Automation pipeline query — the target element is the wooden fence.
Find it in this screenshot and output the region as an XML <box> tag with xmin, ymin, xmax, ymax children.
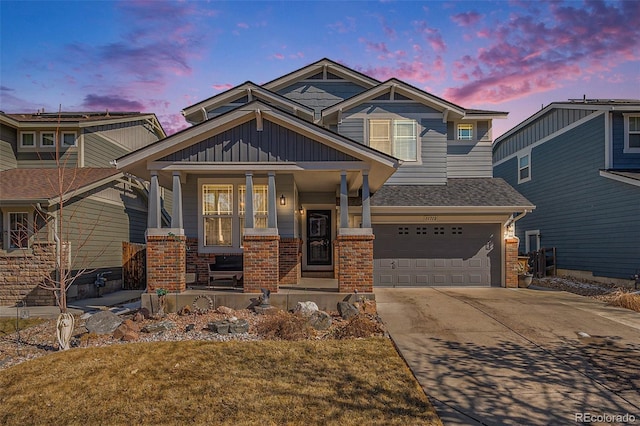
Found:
<box><xmin>122</xmin><ymin>242</ymin><xmax>146</xmax><ymax>289</ymax></box>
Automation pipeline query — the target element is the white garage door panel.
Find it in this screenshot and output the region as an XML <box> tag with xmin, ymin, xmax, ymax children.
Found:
<box><xmin>373</xmin><ymin>224</ymin><xmax>501</xmax><ymax>287</ymax></box>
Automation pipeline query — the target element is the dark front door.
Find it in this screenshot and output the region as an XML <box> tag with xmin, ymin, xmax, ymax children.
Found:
<box><xmin>307</xmin><ymin>210</ymin><xmax>332</xmax><ymax>265</ymax></box>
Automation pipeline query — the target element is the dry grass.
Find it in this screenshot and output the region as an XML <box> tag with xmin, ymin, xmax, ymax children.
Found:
<box><xmin>330</xmin><ymin>314</ymin><xmax>384</xmax><ymax>339</ymax></box>
<box><xmin>255</xmin><ymin>310</ymin><xmax>315</xmax><ymax>340</ymax></box>
<box><xmin>608</xmin><ymin>291</ymin><xmax>640</xmax><ymax>312</ymax></box>
<box><xmin>0</xmin><ymin>339</ymin><xmax>441</xmax><ymax>426</ymax></box>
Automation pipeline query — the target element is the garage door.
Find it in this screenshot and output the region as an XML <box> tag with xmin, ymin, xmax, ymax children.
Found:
<box><xmin>373</xmin><ymin>224</ymin><xmax>501</xmax><ymax>287</ymax></box>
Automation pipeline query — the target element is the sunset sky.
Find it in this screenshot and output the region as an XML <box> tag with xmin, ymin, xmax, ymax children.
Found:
<box><xmin>1</xmin><ymin>0</ymin><xmax>638</xmax><ymax>137</ymax></box>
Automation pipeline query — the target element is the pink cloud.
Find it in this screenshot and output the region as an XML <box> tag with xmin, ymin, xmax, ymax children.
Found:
<box><xmin>158</xmin><ymin>112</ymin><xmax>190</xmax><ymax>136</ymax></box>
<box><xmin>357</xmin><ymin>60</ymin><xmax>439</xmax><ymax>84</ymax></box>
<box><xmin>413</xmin><ymin>21</ymin><xmax>446</xmax><ymax>53</ymax></box>
<box><xmin>212</xmin><ymin>83</ymin><xmax>233</xmax><ymax>91</ymax></box>
<box><xmin>328</xmin><ymin>17</ymin><xmax>356</xmax><ymax>34</ymax></box>
<box><xmin>451</xmin><ymin>11</ymin><xmax>483</xmax><ymax>27</ymax></box>
<box><xmin>445</xmin><ymin>0</ymin><xmax>640</xmax><ymax>105</ymax></box>
<box><xmin>272</xmin><ymin>53</ymin><xmax>285</xmax><ymax>60</ymax></box>
<box><xmin>237</xmin><ymin>22</ymin><xmax>249</xmax><ymax>29</ymax></box>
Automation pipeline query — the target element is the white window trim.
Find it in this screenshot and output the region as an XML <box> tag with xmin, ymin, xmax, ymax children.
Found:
<box><xmin>2</xmin><ymin>208</ymin><xmax>33</xmax><ymax>251</ymax></box>
<box><xmin>524</xmin><ymin>230</ymin><xmax>540</xmax><ymax>253</ymax></box>
<box><xmin>197</xmin><ymin>178</ymin><xmax>269</xmax><ymax>254</ymax></box>
<box><xmin>367</xmin><ymin>118</ymin><xmax>419</xmax><ymax>162</ymax></box>
<box><xmin>61</xmin><ymin>131</ymin><xmax>78</xmax><ymax>147</ymax></box>
<box><xmin>19</xmin><ymin>131</ymin><xmax>36</xmax><ymax>149</ymax></box>
<box><xmin>40</xmin><ymin>131</ymin><xmax>56</xmax><ymax>148</ymax></box>
<box><xmin>517</xmin><ymin>150</ymin><xmax>532</xmax><ymax>184</ymax></box>
<box><xmin>623</xmin><ymin>113</ymin><xmax>640</xmax><ymax>153</ymax></box>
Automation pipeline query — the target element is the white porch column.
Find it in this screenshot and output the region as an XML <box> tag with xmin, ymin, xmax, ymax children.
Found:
<box><xmin>148</xmin><ymin>171</ymin><xmax>161</xmax><ymax>228</ymax></box>
<box><xmin>245</xmin><ymin>172</ymin><xmax>254</xmax><ymax>229</ymax></box>
<box><xmin>171</xmin><ymin>172</ymin><xmax>183</xmax><ymax>229</ymax></box>
<box><xmin>267</xmin><ymin>171</ymin><xmax>277</xmax><ymax>229</ymax></box>
<box><xmin>361</xmin><ymin>171</ymin><xmax>371</xmax><ymax>228</ymax></box>
<box><xmin>340</xmin><ymin>170</ymin><xmax>349</xmax><ymax>228</ymax></box>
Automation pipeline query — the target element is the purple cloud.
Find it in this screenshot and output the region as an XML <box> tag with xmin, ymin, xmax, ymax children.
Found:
<box><xmin>451</xmin><ymin>11</ymin><xmax>483</xmax><ymax>27</ymax></box>
<box><xmin>445</xmin><ymin>0</ymin><xmax>640</xmax><ymax>105</ymax></box>
<box><xmin>82</xmin><ymin>94</ymin><xmax>145</xmax><ymax>111</ymax></box>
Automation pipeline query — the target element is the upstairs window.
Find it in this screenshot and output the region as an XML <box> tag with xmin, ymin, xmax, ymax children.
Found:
<box><xmin>20</xmin><ymin>132</ymin><xmax>36</xmax><ymax>148</ymax></box>
<box><xmin>518</xmin><ymin>152</ymin><xmax>531</xmax><ymax>183</ymax></box>
<box><xmin>41</xmin><ymin>132</ymin><xmax>56</xmax><ymax>148</ymax></box>
<box><xmin>62</xmin><ymin>132</ymin><xmax>77</xmax><ymax>147</ymax></box>
<box><xmin>625</xmin><ymin>115</ymin><xmax>640</xmax><ymax>153</ymax></box>
<box><xmin>457</xmin><ymin>124</ymin><xmax>474</xmax><ymax>140</ymax></box>
<box><xmin>368</xmin><ymin>119</ymin><xmax>417</xmax><ymax>161</ymax></box>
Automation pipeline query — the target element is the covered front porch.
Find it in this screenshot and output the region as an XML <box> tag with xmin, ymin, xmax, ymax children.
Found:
<box><xmin>115</xmin><ymin>101</ymin><xmax>399</xmax><ymax>297</ymax></box>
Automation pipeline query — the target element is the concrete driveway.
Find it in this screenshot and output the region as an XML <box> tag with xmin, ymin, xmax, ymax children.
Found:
<box><xmin>376</xmin><ymin>287</ymin><xmax>640</xmax><ymax>425</ymax></box>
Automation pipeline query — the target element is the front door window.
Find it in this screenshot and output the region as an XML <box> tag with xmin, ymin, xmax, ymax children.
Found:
<box><xmin>307</xmin><ymin>210</ymin><xmax>331</xmax><ymax>265</ymax></box>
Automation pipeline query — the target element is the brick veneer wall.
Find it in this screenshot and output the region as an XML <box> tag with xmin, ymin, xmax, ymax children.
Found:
<box><xmin>505</xmin><ymin>237</ymin><xmax>519</xmax><ymax>288</ymax></box>
<box><xmin>0</xmin><ymin>242</ymin><xmax>59</xmax><ymax>306</ymax></box>
<box><xmin>243</xmin><ymin>234</ymin><xmax>279</xmax><ymax>293</ymax></box>
<box><xmin>335</xmin><ymin>234</ymin><xmax>374</xmax><ymax>293</ymax></box>
<box><xmin>279</xmin><ymin>238</ymin><xmax>301</xmax><ymax>285</ymax></box>
<box><xmin>146</xmin><ymin>234</ymin><xmax>186</xmax><ymax>292</ymax></box>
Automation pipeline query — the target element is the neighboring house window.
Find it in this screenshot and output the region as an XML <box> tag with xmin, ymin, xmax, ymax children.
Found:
<box><xmin>41</xmin><ymin>132</ymin><xmax>56</xmax><ymax>147</ymax></box>
<box><xmin>20</xmin><ymin>132</ymin><xmax>36</xmax><ymax>148</ymax></box>
<box><xmin>201</xmin><ymin>183</ymin><xmax>269</xmax><ymax>249</ymax></box>
<box><xmin>624</xmin><ymin>114</ymin><xmax>640</xmax><ymax>153</ymax></box>
<box><xmin>62</xmin><ymin>132</ymin><xmax>77</xmax><ymax>147</ymax></box>
<box><xmin>8</xmin><ymin>212</ymin><xmax>30</xmax><ymax>249</ymax></box>
<box><xmin>368</xmin><ymin>119</ymin><xmax>417</xmax><ymax>161</ymax></box>
<box><xmin>518</xmin><ymin>152</ymin><xmax>531</xmax><ymax>183</ymax></box>
<box><xmin>457</xmin><ymin>124</ymin><xmax>474</xmax><ymax>140</ymax></box>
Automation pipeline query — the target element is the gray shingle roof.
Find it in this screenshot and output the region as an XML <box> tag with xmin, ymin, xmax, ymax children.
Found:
<box><xmin>371</xmin><ymin>178</ymin><xmax>534</xmax><ymax>208</ymax></box>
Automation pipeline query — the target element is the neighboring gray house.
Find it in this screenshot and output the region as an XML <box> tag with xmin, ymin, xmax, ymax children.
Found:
<box><xmin>117</xmin><ymin>58</ymin><xmax>533</xmax><ymax>295</ymax></box>
<box><xmin>0</xmin><ymin>111</ymin><xmax>167</xmax><ymax>305</ymax></box>
<box><xmin>493</xmin><ymin>99</ymin><xmax>640</xmax><ymax>282</ymax></box>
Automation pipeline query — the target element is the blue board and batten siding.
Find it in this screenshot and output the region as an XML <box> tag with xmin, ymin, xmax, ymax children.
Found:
<box><xmin>493</xmin><ymin>108</ymin><xmax>596</xmax><ymax>163</ymax></box>
<box><xmin>160</xmin><ymin>119</ymin><xmax>358</xmax><ymax>163</ymax></box>
<box><xmin>494</xmin><ymin>115</ymin><xmax>640</xmax><ymax>279</ymax></box>
<box><xmin>277</xmin><ymin>81</ymin><xmax>367</xmax><ymax>117</ymax></box>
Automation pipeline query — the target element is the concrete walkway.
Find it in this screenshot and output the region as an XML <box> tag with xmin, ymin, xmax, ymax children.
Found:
<box><xmin>0</xmin><ymin>290</ymin><xmax>143</xmax><ymax>318</ymax></box>
<box><xmin>376</xmin><ymin>287</ymin><xmax>640</xmax><ymax>425</ymax></box>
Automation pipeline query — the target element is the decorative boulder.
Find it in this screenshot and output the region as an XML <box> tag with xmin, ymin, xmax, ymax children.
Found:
<box><xmin>85</xmin><ymin>310</ymin><xmax>123</xmax><ymax>335</ymax></box>
<box><xmin>294</xmin><ymin>301</ymin><xmax>319</xmax><ymax>317</ymax></box>
<box><xmin>141</xmin><ymin>320</ymin><xmax>176</xmax><ymax>333</ymax></box>
<box><xmin>308</xmin><ymin>310</ymin><xmax>332</xmax><ymax>330</ymax></box>
<box><xmin>208</xmin><ymin>318</ymin><xmax>249</xmax><ymax>334</ymax></box>
<box><xmin>337</xmin><ymin>302</ymin><xmax>360</xmax><ymax>320</ymax></box>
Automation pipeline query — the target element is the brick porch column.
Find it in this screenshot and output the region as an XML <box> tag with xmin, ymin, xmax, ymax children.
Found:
<box><xmin>146</xmin><ymin>230</ymin><xmax>186</xmax><ymax>293</ymax></box>
<box><xmin>505</xmin><ymin>237</ymin><xmax>519</xmax><ymax>288</ymax></box>
<box><xmin>279</xmin><ymin>238</ymin><xmax>301</xmax><ymax>285</ymax></box>
<box><xmin>336</xmin><ymin>233</ymin><xmax>374</xmax><ymax>293</ymax></box>
<box><xmin>243</xmin><ymin>234</ymin><xmax>280</xmax><ymax>293</ymax></box>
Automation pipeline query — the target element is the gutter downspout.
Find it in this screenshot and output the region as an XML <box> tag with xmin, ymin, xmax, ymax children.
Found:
<box><xmin>505</xmin><ymin>209</ymin><xmax>530</xmax><ymax>230</ymax></box>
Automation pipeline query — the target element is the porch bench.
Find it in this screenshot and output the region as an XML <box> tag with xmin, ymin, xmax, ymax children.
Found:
<box><xmin>209</xmin><ymin>255</ymin><xmax>243</xmax><ymax>287</ymax></box>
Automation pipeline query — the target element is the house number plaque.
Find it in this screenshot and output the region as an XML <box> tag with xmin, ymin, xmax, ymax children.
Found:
<box><xmin>424</xmin><ymin>216</ymin><xmax>438</xmax><ymax>222</ymax></box>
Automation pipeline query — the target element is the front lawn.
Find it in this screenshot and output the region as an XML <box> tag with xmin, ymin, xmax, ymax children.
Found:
<box><xmin>0</xmin><ymin>338</ymin><xmax>442</xmax><ymax>425</ymax></box>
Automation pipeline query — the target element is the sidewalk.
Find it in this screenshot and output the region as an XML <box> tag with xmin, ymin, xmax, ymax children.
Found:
<box><xmin>0</xmin><ymin>290</ymin><xmax>143</xmax><ymax>319</ymax></box>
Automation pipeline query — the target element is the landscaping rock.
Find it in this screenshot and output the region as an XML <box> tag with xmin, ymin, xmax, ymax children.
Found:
<box><xmin>208</xmin><ymin>318</ymin><xmax>249</xmax><ymax>334</ymax></box>
<box><xmin>132</xmin><ymin>312</ymin><xmax>145</xmax><ymax>322</ymax></box>
<box><xmin>293</xmin><ymin>301</ymin><xmax>319</xmax><ymax>317</ymax></box>
<box><xmin>141</xmin><ymin>321</ymin><xmax>176</xmax><ymax>333</ymax></box>
<box><xmin>254</xmin><ymin>306</ymin><xmax>279</xmax><ymax>315</ymax></box>
<box><xmin>185</xmin><ymin>324</ymin><xmax>195</xmax><ymax>332</ymax></box>
<box><xmin>337</xmin><ymin>302</ymin><xmax>359</xmax><ymax>320</ymax></box>
<box><xmin>308</xmin><ymin>310</ymin><xmax>332</xmax><ymax>330</ymax></box>
<box><xmin>85</xmin><ymin>310</ymin><xmax>123</xmax><ymax>335</ymax></box>
<box><xmin>216</xmin><ymin>306</ymin><xmax>234</xmax><ymax>315</ymax></box>
<box><xmin>122</xmin><ymin>331</ymin><xmax>139</xmax><ymax>341</ymax></box>
<box><xmin>139</xmin><ymin>307</ymin><xmax>151</xmax><ymax>319</ymax></box>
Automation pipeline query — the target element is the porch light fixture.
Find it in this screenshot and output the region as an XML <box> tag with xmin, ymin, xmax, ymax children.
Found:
<box><xmin>298</xmin><ymin>206</ymin><xmax>304</xmax><ymax>215</ymax></box>
<box><xmin>280</xmin><ymin>194</ymin><xmax>286</xmax><ymax>205</ymax></box>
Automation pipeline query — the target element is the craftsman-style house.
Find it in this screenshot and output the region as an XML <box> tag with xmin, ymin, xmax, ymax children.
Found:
<box><xmin>0</xmin><ymin>111</ymin><xmax>166</xmax><ymax>305</ymax></box>
<box><xmin>116</xmin><ymin>59</ymin><xmax>533</xmax><ymax>295</ymax></box>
